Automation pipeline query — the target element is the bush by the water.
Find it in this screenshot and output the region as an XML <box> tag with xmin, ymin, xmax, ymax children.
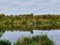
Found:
<box><xmin>0</xmin><ymin>40</ymin><xmax>11</xmax><ymax>45</ymax></box>
<box><xmin>14</xmin><ymin>35</ymin><xmax>54</xmax><ymax>45</ymax></box>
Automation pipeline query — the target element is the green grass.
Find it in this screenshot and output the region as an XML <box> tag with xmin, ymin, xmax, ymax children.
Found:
<box><xmin>14</xmin><ymin>35</ymin><xmax>54</xmax><ymax>45</ymax></box>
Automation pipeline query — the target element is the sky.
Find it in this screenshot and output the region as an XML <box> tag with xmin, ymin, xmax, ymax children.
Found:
<box><xmin>0</xmin><ymin>0</ymin><xmax>60</xmax><ymax>15</ymax></box>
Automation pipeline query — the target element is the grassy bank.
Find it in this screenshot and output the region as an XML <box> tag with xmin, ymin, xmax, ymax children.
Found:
<box><xmin>14</xmin><ymin>35</ymin><xmax>54</xmax><ymax>45</ymax></box>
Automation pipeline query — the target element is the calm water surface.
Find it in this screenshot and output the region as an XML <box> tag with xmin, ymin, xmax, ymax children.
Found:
<box><xmin>0</xmin><ymin>30</ymin><xmax>60</xmax><ymax>45</ymax></box>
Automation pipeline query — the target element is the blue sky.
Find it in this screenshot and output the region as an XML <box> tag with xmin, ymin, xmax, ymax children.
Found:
<box><xmin>0</xmin><ymin>0</ymin><xmax>60</xmax><ymax>15</ymax></box>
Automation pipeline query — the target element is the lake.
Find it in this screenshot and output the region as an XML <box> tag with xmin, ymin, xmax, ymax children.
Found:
<box><xmin>0</xmin><ymin>30</ymin><xmax>60</xmax><ymax>45</ymax></box>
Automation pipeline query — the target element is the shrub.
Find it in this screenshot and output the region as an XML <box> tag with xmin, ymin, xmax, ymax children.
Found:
<box><xmin>0</xmin><ymin>40</ymin><xmax>11</xmax><ymax>45</ymax></box>
<box><xmin>14</xmin><ymin>35</ymin><xmax>54</xmax><ymax>45</ymax></box>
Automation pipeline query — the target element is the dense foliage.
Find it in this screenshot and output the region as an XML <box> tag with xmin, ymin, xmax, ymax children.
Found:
<box><xmin>0</xmin><ymin>14</ymin><xmax>60</xmax><ymax>31</ymax></box>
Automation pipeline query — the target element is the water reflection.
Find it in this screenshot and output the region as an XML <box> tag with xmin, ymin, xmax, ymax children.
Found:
<box><xmin>0</xmin><ymin>30</ymin><xmax>60</xmax><ymax>45</ymax></box>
